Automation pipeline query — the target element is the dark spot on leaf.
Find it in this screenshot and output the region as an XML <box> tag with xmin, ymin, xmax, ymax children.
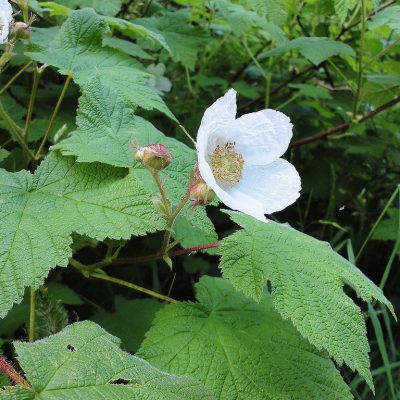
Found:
<box><xmin>67</xmin><ymin>344</ymin><xmax>76</xmax><ymax>352</ymax></box>
<box><xmin>109</xmin><ymin>378</ymin><xmax>129</xmax><ymax>385</ymax></box>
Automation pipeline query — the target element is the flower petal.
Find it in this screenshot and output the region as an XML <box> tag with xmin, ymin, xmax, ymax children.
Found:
<box><xmin>196</xmin><ymin>89</ymin><xmax>237</xmax><ymax>157</ymax></box>
<box><xmin>233</xmin><ymin>158</ymin><xmax>301</xmax><ymax>214</ymax></box>
<box><xmin>225</xmin><ymin>109</ymin><xmax>293</xmax><ymax>165</ymax></box>
<box><xmin>0</xmin><ymin>0</ymin><xmax>12</xmax><ymax>44</ymax></box>
<box><xmin>197</xmin><ymin>151</ymin><xmax>267</xmax><ymax>222</ymax></box>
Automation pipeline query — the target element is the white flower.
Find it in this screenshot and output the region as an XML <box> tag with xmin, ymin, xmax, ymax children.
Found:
<box><xmin>196</xmin><ymin>89</ymin><xmax>301</xmax><ymax>222</ymax></box>
<box><xmin>0</xmin><ymin>0</ymin><xmax>12</xmax><ymax>44</ymax></box>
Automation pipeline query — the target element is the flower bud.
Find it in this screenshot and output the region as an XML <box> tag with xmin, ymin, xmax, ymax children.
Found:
<box><xmin>134</xmin><ymin>144</ymin><xmax>172</xmax><ymax>171</ymax></box>
<box><xmin>10</xmin><ymin>22</ymin><xmax>31</xmax><ymax>40</ymax></box>
<box><xmin>189</xmin><ymin>179</ymin><xmax>215</xmax><ymax>206</ymax></box>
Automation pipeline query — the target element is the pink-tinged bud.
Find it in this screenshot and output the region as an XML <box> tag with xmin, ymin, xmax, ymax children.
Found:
<box><xmin>134</xmin><ymin>144</ymin><xmax>172</xmax><ymax>171</ymax></box>
<box><xmin>10</xmin><ymin>22</ymin><xmax>31</xmax><ymax>40</ymax></box>
<box><xmin>189</xmin><ymin>179</ymin><xmax>215</xmax><ymax>206</ymax></box>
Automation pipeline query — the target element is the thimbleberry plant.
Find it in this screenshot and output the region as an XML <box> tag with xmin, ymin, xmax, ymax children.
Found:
<box><xmin>0</xmin><ymin>1</ymin><xmax>399</xmax><ymax>399</ymax></box>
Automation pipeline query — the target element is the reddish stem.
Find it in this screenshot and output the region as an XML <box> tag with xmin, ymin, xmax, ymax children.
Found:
<box><xmin>0</xmin><ymin>357</ymin><xmax>30</xmax><ymax>388</ymax></box>
<box><xmin>112</xmin><ymin>242</ymin><xmax>221</xmax><ymax>266</ymax></box>
<box><xmin>170</xmin><ymin>242</ymin><xmax>221</xmax><ymax>257</ymax></box>
<box><xmin>290</xmin><ymin>96</ymin><xmax>400</xmax><ymax>147</ymax></box>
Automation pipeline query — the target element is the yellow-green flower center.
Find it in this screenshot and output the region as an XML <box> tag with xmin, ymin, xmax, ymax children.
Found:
<box><xmin>210</xmin><ymin>142</ymin><xmax>244</xmax><ymax>186</ymax></box>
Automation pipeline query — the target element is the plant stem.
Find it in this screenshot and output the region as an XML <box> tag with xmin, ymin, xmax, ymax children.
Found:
<box><xmin>265</xmin><ymin>73</ymin><xmax>272</xmax><ymax>108</ymax></box>
<box><xmin>0</xmin><ymin>98</ymin><xmax>36</xmax><ymax>160</ymax></box>
<box><xmin>0</xmin><ymin>61</ymin><xmax>33</xmax><ymax>95</ymax></box>
<box><xmin>169</xmin><ymin>242</ymin><xmax>220</xmax><ymax>257</ymax></box>
<box><xmin>90</xmin><ymin>272</ymin><xmax>176</xmax><ymax>303</ymax></box>
<box><xmin>35</xmin><ymin>74</ymin><xmax>72</xmax><ymax>159</ymax></box>
<box><xmin>363</xmin><ymin>37</ymin><xmax>400</xmax><ymax>70</ymax></box>
<box><xmin>352</xmin><ymin>0</ymin><xmax>367</xmax><ymax>118</ymax></box>
<box><xmin>355</xmin><ymin>185</ymin><xmax>400</xmax><ymax>262</ymax></box>
<box><xmin>0</xmin><ymin>357</ymin><xmax>31</xmax><ymax>388</ymax></box>
<box><xmin>113</xmin><ymin>241</ymin><xmax>221</xmax><ymax>265</ymax></box>
<box><xmin>29</xmin><ymin>288</ymin><xmax>36</xmax><ymax>342</ymax></box>
<box><xmin>70</xmin><ymin>261</ymin><xmax>176</xmax><ymax>303</ymax></box>
<box><xmin>160</xmin><ymin>192</ymin><xmax>191</xmax><ymax>257</ymax></box>
<box><xmin>290</xmin><ymin>96</ymin><xmax>400</xmax><ymax>147</ymax></box>
<box><xmin>24</xmin><ymin>64</ymin><xmax>41</xmax><ymax>141</ymax></box>
<box><xmin>379</xmin><ymin>188</ymin><xmax>400</xmax><ymax>289</ymax></box>
<box><xmin>151</xmin><ymin>170</ymin><xmax>171</xmax><ymax>215</ymax></box>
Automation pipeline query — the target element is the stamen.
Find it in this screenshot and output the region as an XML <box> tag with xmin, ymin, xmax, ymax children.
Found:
<box><xmin>210</xmin><ymin>142</ymin><xmax>244</xmax><ymax>186</ymax></box>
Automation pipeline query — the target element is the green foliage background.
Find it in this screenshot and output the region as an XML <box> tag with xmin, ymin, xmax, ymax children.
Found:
<box><xmin>0</xmin><ymin>0</ymin><xmax>399</xmax><ymax>399</ymax></box>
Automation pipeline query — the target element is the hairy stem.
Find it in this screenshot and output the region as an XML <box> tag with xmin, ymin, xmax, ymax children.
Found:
<box><xmin>0</xmin><ymin>357</ymin><xmax>31</xmax><ymax>388</ymax></box>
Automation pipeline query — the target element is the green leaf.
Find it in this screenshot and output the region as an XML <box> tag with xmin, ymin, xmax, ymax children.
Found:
<box><xmin>0</xmin><ymin>148</ymin><xmax>10</xmax><ymax>163</ymax></box>
<box><xmin>55</xmin><ymin>0</ymin><xmax>124</xmax><ymax>16</ymax></box>
<box><xmin>53</xmin><ymin>79</ymin><xmax>217</xmax><ymax>250</ymax></box>
<box><xmin>369</xmin><ymin>6</ymin><xmax>400</xmax><ymax>34</ymax></box>
<box><xmin>372</xmin><ymin>208</ymin><xmax>399</xmax><ymax>253</ymax></box>
<box><xmin>174</xmin><ymin>206</ymin><xmax>218</xmax><ymax>250</ymax></box>
<box><xmin>47</xmin><ymin>282</ymin><xmax>83</xmax><ymax>305</ymax></box>
<box><xmin>261</xmin><ymin>37</ymin><xmax>355</xmax><ymax>65</ymax></box>
<box><xmin>0</xmin><ymin>151</ymin><xmax>164</xmax><ymax>319</ymax></box>
<box><xmin>246</xmin><ymin>0</ymin><xmax>288</xmax><ymax>26</ymax></box>
<box><xmin>27</xmin><ymin>9</ymin><xmax>174</xmax><ymax>119</ymax></box>
<box><xmin>334</xmin><ymin>0</ymin><xmax>358</xmax><ymax>24</ymax></box>
<box><xmin>136</xmin><ymin>11</ymin><xmax>208</xmax><ymax>70</ymax></box>
<box><xmin>93</xmin><ymin>297</ymin><xmax>163</xmax><ymax>352</ymax></box>
<box><xmin>139</xmin><ymin>276</ymin><xmax>352</xmax><ymax>400</ymax></box>
<box><xmin>2</xmin><ymin>321</ymin><xmax>211</xmax><ymax>399</ymax></box>
<box><xmin>103</xmin><ymin>36</ymin><xmax>154</xmax><ymax>60</ymax></box>
<box><xmin>219</xmin><ymin>211</ymin><xmax>395</xmax><ymax>389</ymax></box>
<box><xmin>289</xmin><ymin>83</ymin><xmax>333</xmax><ymax>100</ymax></box>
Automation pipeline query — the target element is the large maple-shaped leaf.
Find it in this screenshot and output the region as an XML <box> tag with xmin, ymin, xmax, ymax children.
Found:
<box><xmin>27</xmin><ymin>8</ymin><xmax>174</xmax><ymax>119</ymax></box>
<box><xmin>219</xmin><ymin>211</ymin><xmax>395</xmax><ymax>389</ymax></box>
<box><xmin>0</xmin><ymin>152</ymin><xmax>164</xmax><ymax>319</ymax></box>
<box><xmin>53</xmin><ymin>79</ymin><xmax>217</xmax><ymax>249</ymax></box>
<box><xmin>1</xmin><ymin>321</ymin><xmax>211</xmax><ymax>399</ymax></box>
<box><xmin>139</xmin><ymin>277</ymin><xmax>352</xmax><ymax>400</ymax></box>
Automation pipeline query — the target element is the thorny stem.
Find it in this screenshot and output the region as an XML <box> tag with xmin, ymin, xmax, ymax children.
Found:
<box><xmin>70</xmin><ymin>259</ymin><xmax>176</xmax><ymax>303</ymax></box>
<box><xmin>0</xmin><ymin>61</ymin><xmax>33</xmax><ymax>95</ymax></box>
<box><xmin>35</xmin><ymin>74</ymin><xmax>72</xmax><ymax>159</ymax></box>
<box><xmin>0</xmin><ymin>357</ymin><xmax>31</xmax><ymax>388</ymax></box>
<box><xmin>28</xmin><ymin>288</ymin><xmax>36</xmax><ymax>342</ymax></box>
